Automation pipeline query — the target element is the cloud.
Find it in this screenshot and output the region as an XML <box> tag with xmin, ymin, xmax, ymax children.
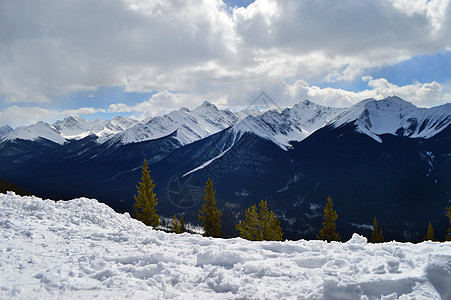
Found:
<box><xmin>0</xmin><ymin>106</ymin><xmax>105</xmax><ymax>128</ymax></box>
<box><xmin>104</xmin><ymin>77</ymin><xmax>449</xmax><ymax>120</ymax></box>
<box><xmin>1</xmin><ymin>75</ymin><xmax>448</xmax><ymax>127</ymax></box>
<box><xmin>285</xmin><ymin>77</ymin><xmax>449</xmax><ymax>108</ymax></box>
<box><xmin>0</xmin><ymin>0</ymin><xmax>450</xmax><ymax>112</ymax></box>
<box><xmin>108</xmin><ymin>89</ymin><xmax>229</xmax><ymax>118</ymax></box>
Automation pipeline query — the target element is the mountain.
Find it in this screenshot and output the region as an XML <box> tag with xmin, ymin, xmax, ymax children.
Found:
<box><xmin>2</xmin><ymin>121</ymin><xmax>67</xmax><ymax>145</ymax></box>
<box><xmin>0</xmin><ymin>96</ymin><xmax>449</xmax><ymax>241</ymax></box>
<box><xmin>113</xmin><ymin>101</ymin><xmax>237</xmax><ymax>145</ymax></box>
<box><xmin>50</xmin><ymin>115</ymin><xmax>139</xmax><ymax>142</ymax></box>
<box><xmin>234</xmin><ymin>100</ymin><xmax>343</xmax><ymax>149</ymax></box>
<box><xmin>330</xmin><ymin>96</ymin><xmax>451</xmax><ymax>142</ymax></box>
<box><xmin>2</xmin><ymin>97</ymin><xmax>449</xmax><ymax>148</ymax></box>
<box><xmin>0</xmin><ymin>125</ymin><xmax>13</xmax><ymax>138</ymax></box>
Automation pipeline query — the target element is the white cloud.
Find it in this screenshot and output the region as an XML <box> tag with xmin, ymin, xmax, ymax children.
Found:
<box><xmin>0</xmin><ymin>0</ymin><xmax>450</xmax><ymax>116</ymax></box>
<box><xmin>0</xmin><ymin>106</ymin><xmax>105</xmax><ymax>128</ymax></box>
<box><xmin>285</xmin><ymin>77</ymin><xmax>449</xmax><ymax>108</ymax></box>
<box><xmin>108</xmin><ymin>90</ymin><xmax>228</xmax><ymax>119</ymax></box>
<box><xmin>103</xmin><ymin>77</ymin><xmax>449</xmax><ymax>120</ymax></box>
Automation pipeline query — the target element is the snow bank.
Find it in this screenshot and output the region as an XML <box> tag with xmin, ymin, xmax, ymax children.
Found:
<box><xmin>1</xmin><ymin>192</ymin><xmax>450</xmax><ymax>299</ymax></box>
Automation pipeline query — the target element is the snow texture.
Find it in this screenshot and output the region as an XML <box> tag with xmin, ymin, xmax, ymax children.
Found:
<box><xmin>1</xmin><ymin>192</ymin><xmax>451</xmax><ymax>299</ymax></box>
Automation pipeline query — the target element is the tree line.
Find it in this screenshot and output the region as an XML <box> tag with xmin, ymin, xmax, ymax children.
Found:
<box><xmin>133</xmin><ymin>160</ymin><xmax>451</xmax><ymax>242</ymax></box>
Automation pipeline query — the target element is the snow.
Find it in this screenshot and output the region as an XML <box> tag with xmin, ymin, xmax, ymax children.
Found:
<box><xmin>2</xmin><ymin>97</ymin><xmax>450</xmax><ymax>147</ymax></box>
<box><xmin>115</xmin><ymin>101</ymin><xmax>237</xmax><ymax>145</ymax></box>
<box><xmin>1</xmin><ymin>192</ymin><xmax>451</xmax><ymax>299</ymax></box>
<box><xmin>0</xmin><ymin>125</ymin><xmax>13</xmax><ymax>138</ymax></box>
<box><xmin>51</xmin><ymin>115</ymin><xmax>138</xmax><ymax>142</ymax></box>
<box><xmin>330</xmin><ymin>96</ymin><xmax>451</xmax><ymax>142</ymax></box>
<box><xmin>2</xmin><ymin>121</ymin><xmax>67</xmax><ymax>145</ymax></box>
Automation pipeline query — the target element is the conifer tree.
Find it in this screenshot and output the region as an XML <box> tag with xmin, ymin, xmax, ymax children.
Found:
<box><xmin>198</xmin><ymin>178</ymin><xmax>222</xmax><ymax>237</ymax></box>
<box><xmin>371</xmin><ymin>217</ymin><xmax>384</xmax><ymax>243</ymax></box>
<box><xmin>378</xmin><ymin>229</ymin><xmax>384</xmax><ymax>243</ymax></box>
<box><xmin>446</xmin><ymin>205</ymin><xmax>451</xmax><ymax>241</ymax></box>
<box><xmin>424</xmin><ymin>221</ymin><xmax>434</xmax><ymax>241</ymax></box>
<box><xmin>132</xmin><ymin>159</ymin><xmax>160</xmax><ymax>228</ymax></box>
<box><xmin>171</xmin><ymin>215</ymin><xmax>181</xmax><ymax>234</ymax></box>
<box><xmin>180</xmin><ymin>215</ymin><xmax>187</xmax><ymax>233</ymax></box>
<box><xmin>236</xmin><ymin>200</ymin><xmax>283</xmax><ymax>241</ymax></box>
<box><xmin>317</xmin><ymin>195</ymin><xmax>341</xmax><ymax>242</ymax></box>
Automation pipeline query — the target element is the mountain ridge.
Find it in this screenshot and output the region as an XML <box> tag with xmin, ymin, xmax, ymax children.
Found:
<box><xmin>2</xmin><ymin>96</ymin><xmax>450</xmax><ymax>148</ymax></box>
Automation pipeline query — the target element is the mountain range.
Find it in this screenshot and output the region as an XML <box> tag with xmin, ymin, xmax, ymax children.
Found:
<box><xmin>1</xmin><ymin>96</ymin><xmax>450</xmax><ymax>241</ymax></box>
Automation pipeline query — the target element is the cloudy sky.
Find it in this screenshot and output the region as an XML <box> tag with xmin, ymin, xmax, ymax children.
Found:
<box><xmin>1</xmin><ymin>0</ymin><xmax>450</xmax><ymax>127</ymax></box>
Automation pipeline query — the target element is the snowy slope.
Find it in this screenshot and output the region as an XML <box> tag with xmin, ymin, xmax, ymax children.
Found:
<box><xmin>1</xmin><ymin>192</ymin><xmax>451</xmax><ymax>299</ymax></box>
<box><xmin>116</xmin><ymin>101</ymin><xmax>237</xmax><ymax>145</ymax></box>
<box><xmin>2</xmin><ymin>121</ymin><xmax>67</xmax><ymax>145</ymax></box>
<box><xmin>51</xmin><ymin>115</ymin><xmax>138</xmax><ymax>141</ymax></box>
<box><xmin>51</xmin><ymin>116</ymin><xmax>105</xmax><ymax>140</ymax></box>
<box><xmin>331</xmin><ymin>96</ymin><xmax>451</xmax><ymax>142</ymax></box>
<box><xmin>94</xmin><ymin>116</ymin><xmax>139</xmax><ymax>143</ymax></box>
<box><xmin>0</xmin><ymin>125</ymin><xmax>13</xmax><ymax>138</ymax></box>
<box><xmin>234</xmin><ymin>100</ymin><xmax>343</xmax><ymax>149</ymax></box>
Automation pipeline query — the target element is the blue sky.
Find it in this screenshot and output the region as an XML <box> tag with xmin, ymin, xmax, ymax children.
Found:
<box><xmin>0</xmin><ymin>0</ymin><xmax>450</xmax><ymax>126</ymax></box>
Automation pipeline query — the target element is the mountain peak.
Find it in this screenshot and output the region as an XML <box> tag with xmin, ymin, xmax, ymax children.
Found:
<box><xmin>200</xmin><ymin>101</ymin><xmax>218</xmax><ymax>109</ymax></box>
<box><xmin>376</xmin><ymin>96</ymin><xmax>416</xmax><ymax>108</ymax></box>
<box><xmin>0</xmin><ymin>125</ymin><xmax>13</xmax><ymax>138</ymax></box>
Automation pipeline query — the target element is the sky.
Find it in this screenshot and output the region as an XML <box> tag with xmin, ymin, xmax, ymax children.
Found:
<box><xmin>0</xmin><ymin>0</ymin><xmax>450</xmax><ymax>127</ymax></box>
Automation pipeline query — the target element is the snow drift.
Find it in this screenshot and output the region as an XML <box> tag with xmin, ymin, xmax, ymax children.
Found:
<box><xmin>1</xmin><ymin>192</ymin><xmax>450</xmax><ymax>299</ymax></box>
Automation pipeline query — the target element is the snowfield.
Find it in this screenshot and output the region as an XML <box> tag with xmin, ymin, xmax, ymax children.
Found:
<box><xmin>1</xmin><ymin>192</ymin><xmax>451</xmax><ymax>299</ymax></box>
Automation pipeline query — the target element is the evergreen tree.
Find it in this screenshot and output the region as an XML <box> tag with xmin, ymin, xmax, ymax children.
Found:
<box><xmin>371</xmin><ymin>217</ymin><xmax>384</xmax><ymax>243</ymax></box>
<box><xmin>424</xmin><ymin>221</ymin><xmax>434</xmax><ymax>241</ymax></box>
<box><xmin>378</xmin><ymin>229</ymin><xmax>384</xmax><ymax>243</ymax></box>
<box><xmin>132</xmin><ymin>159</ymin><xmax>160</xmax><ymax>228</ymax></box>
<box><xmin>198</xmin><ymin>178</ymin><xmax>222</xmax><ymax>237</ymax></box>
<box><xmin>236</xmin><ymin>200</ymin><xmax>283</xmax><ymax>241</ymax></box>
<box><xmin>171</xmin><ymin>215</ymin><xmax>181</xmax><ymax>234</ymax></box>
<box><xmin>180</xmin><ymin>215</ymin><xmax>187</xmax><ymax>233</ymax></box>
<box><xmin>0</xmin><ymin>178</ymin><xmax>30</xmax><ymax>196</ymax></box>
<box><xmin>446</xmin><ymin>205</ymin><xmax>451</xmax><ymax>241</ymax></box>
<box><xmin>317</xmin><ymin>195</ymin><xmax>341</xmax><ymax>242</ymax></box>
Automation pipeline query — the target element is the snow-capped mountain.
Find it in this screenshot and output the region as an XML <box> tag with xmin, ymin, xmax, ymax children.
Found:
<box><xmin>330</xmin><ymin>96</ymin><xmax>451</xmax><ymax>142</ymax></box>
<box><xmin>0</xmin><ymin>125</ymin><xmax>13</xmax><ymax>138</ymax></box>
<box><xmin>51</xmin><ymin>115</ymin><xmax>139</xmax><ymax>142</ymax></box>
<box><xmin>1</xmin><ymin>115</ymin><xmax>138</xmax><ymax>145</ymax></box>
<box><xmin>1</xmin><ymin>96</ymin><xmax>449</xmax><ymax>148</ymax></box>
<box><xmin>233</xmin><ymin>100</ymin><xmax>343</xmax><ymax>149</ymax></box>
<box><xmin>51</xmin><ymin>116</ymin><xmax>105</xmax><ymax>140</ymax></box>
<box><xmin>1</xmin><ymin>96</ymin><xmax>449</xmax><ymax>241</ymax></box>
<box><xmin>114</xmin><ymin>101</ymin><xmax>237</xmax><ymax>145</ymax></box>
<box><xmin>2</xmin><ymin>121</ymin><xmax>67</xmax><ymax>145</ymax></box>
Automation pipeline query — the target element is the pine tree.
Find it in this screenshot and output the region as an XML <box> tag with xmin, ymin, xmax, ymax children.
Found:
<box><xmin>236</xmin><ymin>200</ymin><xmax>283</xmax><ymax>241</ymax></box>
<box><xmin>198</xmin><ymin>178</ymin><xmax>222</xmax><ymax>237</ymax></box>
<box><xmin>446</xmin><ymin>205</ymin><xmax>451</xmax><ymax>241</ymax></box>
<box><xmin>236</xmin><ymin>204</ymin><xmax>260</xmax><ymax>240</ymax></box>
<box><xmin>180</xmin><ymin>215</ymin><xmax>187</xmax><ymax>233</ymax></box>
<box><xmin>378</xmin><ymin>229</ymin><xmax>384</xmax><ymax>243</ymax></box>
<box><xmin>424</xmin><ymin>221</ymin><xmax>434</xmax><ymax>241</ymax></box>
<box><xmin>171</xmin><ymin>215</ymin><xmax>181</xmax><ymax>234</ymax></box>
<box><xmin>371</xmin><ymin>217</ymin><xmax>384</xmax><ymax>243</ymax></box>
<box><xmin>317</xmin><ymin>195</ymin><xmax>341</xmax><ymax>242</ymax></box>
<box><xmin>132</xmin><ymin>159</ymin><xmax>160</xmax><ymax>228</ymax></box>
